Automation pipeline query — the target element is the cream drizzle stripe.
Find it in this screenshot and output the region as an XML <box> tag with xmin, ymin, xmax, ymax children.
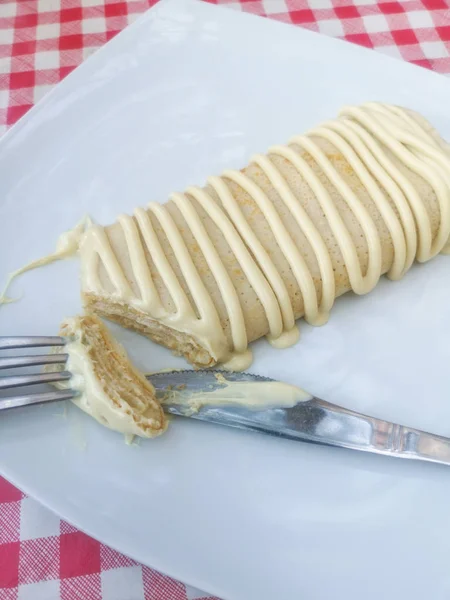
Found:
<box><xmin>208</xmin><ymin>174</ymin><xmax>295</xmax><ymax>334</ymax></box>
<box><xmin>368</xmin><ymin>106</ymin><xmax>450</xmax><ymax>179</ymax></box>
<box><xmin>88</xmin><ymin>226</ymin><xmax>132</xmax><ymax>297</ymax></box>
<box><xmin>186</xmin><ymin>185</ymin><xmax>283</xmax><ymax>339</ymax></box>
<box><xmin>170</xmin><ymin>192</ymin><xmax>247</xmax><ymax>353</ymax></box>
<box><xmin>341</xmin><ymin>106</ymin><xmax>450</xmax><ymax>259</ymax></box>
<box><xmin>309</xmin><ymin>126</ymin><xmax>407</xmax><ymax>280</ymax></box>
<box><xmin>252</xmin><ymin>153</ymin><xmax>335</xmax><ymax>317</ymax></box>
<box><xmin>270</xmin><ymin>143</ymin><xmax>371</xmax><ymax>297</ymax></box>
<box><xmin>291</xmin><ymin>134</ymin><xmax>382</xmax><ymax>294</ymax></box>
<box><xmin>134</xmin><ymin>208</ymin><xmax>193</xmax><ymax>319</ymax></box>
<box><xmin>118</xmin><ymin>214</ymin><xmax>162</xmax><ymax>314</ymax></box>
<box><xmin>325</xmin><ymin>119</ymin><xmax>417</xmax><ymax>275</ymax></box>
<box><xmin>376</xmin><ymin>104</ymin><xmax>437</xmax><ymax>146</ymax></box>
<box><xmin>147</xmin><ymin>202</ymin><xmax>222</xmax><ymax>331</ymax></box>
<box><xmin>223</xmin><ymin>168</ymin><xmax>323</xmax><ymax>325</ymax></box>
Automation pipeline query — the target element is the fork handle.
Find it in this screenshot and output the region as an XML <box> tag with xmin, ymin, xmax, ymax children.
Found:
<box><xmin>0</xmin><ymin>390</ymin><xmax>77</xmax><ymax>410</ymax></box>
<box><xmin>0</xmin><ymin>336</ymin><xmax>65</xmax><ymax>350</ymax></box>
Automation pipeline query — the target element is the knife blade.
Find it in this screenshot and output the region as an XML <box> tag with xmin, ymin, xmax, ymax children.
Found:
<box><xmin>147</xmin><ymin>370</ymin><xmax>450</xmax><ymax>466</ymax></box>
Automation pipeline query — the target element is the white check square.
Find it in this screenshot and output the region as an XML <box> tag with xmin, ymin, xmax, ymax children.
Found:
<box><xmin>37</xmin><ymin>0</ymin><xmax>60</xmax><ymax>12</ymax></box>
<box><xmin>0</xmin><ymin>2</ymin><xmax>17</xmax><ymax>18</ymax></box>
<box><xmin>0</xmin><ymin>90</ymin><xmax>9</xmax><ymax>109</ymax></box>
<box><xmin>79</xmin><ymin>0</ymin><xmax>104</xmax><ymax>6</ymax></box>
<box><xmin>18</xmin><ymin>579</ymin><xmax>60</xmax><ymax>600</ymax></box>
<box><xmin>0</xmin><ymin>57</ymin><xmax>12</xmax><ymax>77</ymax></box>
<box><xmin>82</xmin><ymin>17</ymin><xmax>107</xmax><ymax>34</ymax></box>
<box><xmin>378</xmin><ymin>45</ymin><xmax>404</xmax><ymax>60</ymax></box>
<box><xmin>362</xmin><ymin>14</ymin><xmax>389</xmax><ymax>34</ymax></box>
<box><xmin>36</xmin><ymin>23</ymin><xmax>60</xmax><ymax>41</ymax></box>
<box><xmin>185</xmin><ymin>584</ymin><xmax>211</xmax><ymax>599</ymax></box>
<box><xmin>407</xmin><ymin>10</ymin><xmax>435</xmax><ymax>29</ymax></box>
<box><xmin>261</xmin><ymin>0</ymin><xmax>288</xmax><ymax>14</ymax></box>
<box><xmin>420</xmin><ymin>41</ymin><xmax>448</xmax><ymax>59</ymax></box>
<box><xmin>33</xmin><ymin>84</ymin><xmax>54</xmax><ymax>104</ymax></box>
<box><xmin>101</xmin><ymin>566</ymin><xmax>145</xmax><ymax>600</ymax></box>
<box><xmin>20</xmin><ymin>497</ymin><xmax>60</xmax><ymax>541</ymax></box>
<box><xmin>318</xmin><ymin>19</ymin><xmax>344</xmax><ymax>37</ymax></box>
<box><xmin>83</xmin><ymin>46</ymin><xmax>98</xmax><ymax>61</ymax></box>
<box><xmin>1</xmin><ymin>29</ymin><xmax>14</xmax><ymax>44</ymax></box>
<box><xmin>303</xmin><ymin>0</ymin><xmax>333</xmax><ymax>7</ymax></box>
<box><xmin>35</xmin><ymin>51</ymin><xmax>60</xmax><ymax>70</ymax></box>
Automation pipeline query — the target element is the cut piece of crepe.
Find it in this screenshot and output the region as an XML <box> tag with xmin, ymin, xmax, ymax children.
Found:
<box><xmin>60</xmin><ymin>314</ymin><xmax>167</xmax><ymax>438</ymax></box>
<box><xmin>80</xmin><ymin>103</ymin><xmax>450</xmax><ymax>369</ymax></box>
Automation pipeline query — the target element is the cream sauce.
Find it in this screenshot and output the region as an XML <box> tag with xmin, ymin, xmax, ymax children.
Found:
<box><xmin>65</xmin><ymin>333</ymin><xmax>162</xmax><ymax>438</ymax></box>
<box><xmin>161</xmin><ymin>376</ymin><xmax>312</xmax><ymax>414</ymax></box>
<box><xmin>80</xmin><ymin>103</ymin><xmax>450</xmax><ymax>368</ymax></box>
<box><xmin>0</xmin><ymin>216</ymin><xmax>92</xmax><ymax>306</ymax></box>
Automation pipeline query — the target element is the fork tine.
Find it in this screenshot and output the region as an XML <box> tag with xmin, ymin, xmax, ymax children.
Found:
<box><xmin>0</xmin><ymin>389</ymin><xmax>78</xmax><ymax>410</ymax></box>
<box><xmin>0</xmin><ymin>336</ymin><xmax>65</xmax><ymax>350</ymax></box>
<box><xmin>0</xmin><ymin>354</ymin><xmax>68</xmax><ymax>370</ymax></box>
<box><xmin>0</xmin><ymin>371</ymin><xmax>71</xmax><ymax>390</ymax></box>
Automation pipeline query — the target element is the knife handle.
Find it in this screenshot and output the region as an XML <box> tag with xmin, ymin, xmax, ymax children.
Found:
<box><xmin>300</xmin><ymin>399</ymin><xmax>450</xmax><ymax>465</ymax></box>
<box><xmin>166</xmin><ymin>398</ymin><xmax>450</xmax><ymax>466</ymax></box>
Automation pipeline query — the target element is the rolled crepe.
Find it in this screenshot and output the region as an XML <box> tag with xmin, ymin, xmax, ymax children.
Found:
<box><xmin>80</xmin><ymin>103</ymin><xmax>450</xmax><ymax>370</ymax></box>
<box><xmin>60</xmin><ymin>314</ymin><xmax>167</xmax><ymax>438</ymax></box>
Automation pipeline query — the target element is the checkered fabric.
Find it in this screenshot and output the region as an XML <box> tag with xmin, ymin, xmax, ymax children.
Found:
<box><xmin>0</xmin><ymin>0</ymin><xmax>450</xmax><ymax>136</ymax></box>
<box><xmin>0</xmin><ymin>0</ymin><xmax>450</xmax><ymax>597</ymax></box>
<box><xmin>0</xmin><ymin>0</ymin><xmax>450</xmax><ymax>134</ymax></box>
<box><xmin>0</xmin><ymin>476</ymin><xmax>217</xmax><ymax>600</ymax></box>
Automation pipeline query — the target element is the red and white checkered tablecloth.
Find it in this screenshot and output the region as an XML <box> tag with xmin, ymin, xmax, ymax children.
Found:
<box><xmin>1</xmin><ymin>0</ymin><xmax>450</xmax><ymax>598</ymax></box>
<box><xmin>0</xmin><ymin>473</ymin><xmax>218</xmax><ymax>600</ymax></box>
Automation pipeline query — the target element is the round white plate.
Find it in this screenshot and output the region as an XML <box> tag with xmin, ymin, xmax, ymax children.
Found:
<box><xmin>2</xmin><ymin>1</ymin><xmax>450</xmax><ymax>598</ymax></box>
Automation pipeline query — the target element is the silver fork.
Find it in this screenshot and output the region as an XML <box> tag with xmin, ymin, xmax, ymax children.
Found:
<box><xmin>0</xmin><ymin>336</ymin><xmax>77</xmax><ymax>408</ymax></box>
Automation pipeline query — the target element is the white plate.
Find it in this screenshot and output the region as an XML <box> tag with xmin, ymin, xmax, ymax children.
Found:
<box><xmin>2</xmin><ymin>1</ymin><xmax>450</xmax><ymax>597</ymax></box>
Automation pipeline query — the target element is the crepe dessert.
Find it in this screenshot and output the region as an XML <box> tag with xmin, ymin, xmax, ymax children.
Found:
<box><xmin>79</xmin><ymin>102</ymin><xmax>450</xmax><ymax>371</ymax></box>
<box><xmin>59</xmin><ymin>314</ymin><xmax>167</xmax><ymax>438</ymax></box>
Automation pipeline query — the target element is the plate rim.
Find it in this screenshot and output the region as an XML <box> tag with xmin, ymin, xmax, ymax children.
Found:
<box><xmin>2</xmin><ymin>1</ymin><xmax>450</xmax><ymax>599</ymax></box>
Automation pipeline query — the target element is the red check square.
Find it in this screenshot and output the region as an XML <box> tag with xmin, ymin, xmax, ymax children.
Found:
<box><xmin>59</xmin><ymin>65</ymin><xmax>76</xmax><ymax>78</ymax></box>
<box><xmin>60</xmin><ymin>532</ymin><xmax>101</xmax><ymax>579</ymax></box>
<box><xmin>422</xmin><ymin>0</ymin><xmax>449</xmax><ymax>8</ymax></box>
<box><xmin>0</xmin><ymin>478</ymin><xmax>23</xmax><ymax>504</ymax></box>
<box><xmin>334</xmin><ymin>6</ymin><xmax>360</xmax><ymax>19</ymax></box>
<box><xmin>11</xmin><ymin>40</ymin><xmax>37</xmax><ymax>57</ymax></box>
<box><xmin>378</xmin><ymin>2</ymin><xmax>405</xmax><ymax>14</ymax></box>
<box><xmin>392</xmin><ymin>29</ymin><xmax>419</xmax><ymax>45</ymax></box>
<box><xmin>411</xmin><ymin>58</ymin><xmax>433</xmax><ymax>69</ymax></box>
<box><xmin>14</xmin><ymin>13</ymin><xmax>38</xmax><ymax>29</ymax></box>
<box><xmin>105</xmin><ymin>2</ymin><xmax>129</xmax><ymax>17</ymax></box>
<box><xmin>436</xmin><ymin>26</ymin><xmax>450</xmax><ymax>42</ymax></box>
<box><xmin>290</xmin><ymin>9</ymin><xmax>316</xmax><ymax>24</ymax></box>
<box><xmin>59</xmin><ymin>34</ymin><xmax>83</xmax><ymax>50</ymax></box>
<box><xmin>0</xmin><ymin>543</ymin><xmax>20</xmax><ymax>589</ymax></box>
<box><xmin>345</xmin><ymin>33</ymin><xmax>373</xmax><ymax>48</ymax></box>
<box><xmin>9</xmin><ymin>71</ymin><xmax>35</xmax><ymax>89</ymax></box>
<box><xmin>60</xmin><ymin>7</ymin><xmax>83</xmax><ymax>23</ymax></box>
<box><xmin>6</xmin><ymin>105</ymin><xmax>33</xmax><ymax>126</ymax></box>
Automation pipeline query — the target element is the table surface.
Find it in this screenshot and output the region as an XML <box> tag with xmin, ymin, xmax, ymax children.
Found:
<box><xmin>1</xmin><ymin>0</ymin><xmax>449</xmax><ymax>598</ymax></box>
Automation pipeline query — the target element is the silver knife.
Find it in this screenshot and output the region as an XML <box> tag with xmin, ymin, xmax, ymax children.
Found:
<box><xmin>149</xmin><ymin>370</ymin><xmax>450</xmax><ymax>467</ymax></box>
